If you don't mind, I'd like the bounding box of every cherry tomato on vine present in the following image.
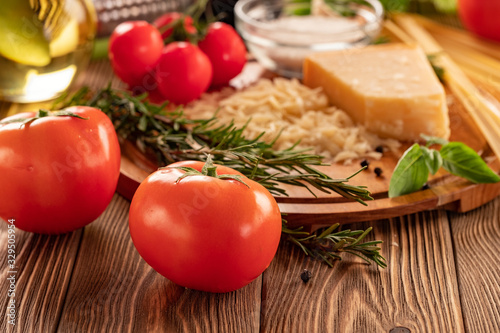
[0,107,121,234]
[128,158,282,293]
[198,22,247,86]
[109,21,164,87]
[458,0,500,42]
[153,12,196,40]
[155,41,212,104]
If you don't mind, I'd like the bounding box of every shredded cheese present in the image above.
[185,78,400,164]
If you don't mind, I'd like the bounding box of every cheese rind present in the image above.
[303,43,450,141]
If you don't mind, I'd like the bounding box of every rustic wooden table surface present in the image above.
[1,54,500,333]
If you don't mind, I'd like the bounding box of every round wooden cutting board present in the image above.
[117,63,500,230]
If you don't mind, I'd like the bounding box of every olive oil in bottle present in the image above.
[0,0,96,103]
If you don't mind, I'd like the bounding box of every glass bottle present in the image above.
[0,0,97,103]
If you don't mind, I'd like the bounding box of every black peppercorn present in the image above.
[374,167,383,177]
[422,183,430,190]
[300,269,312,283]
[375,145,384,154]
[360,159,369,168]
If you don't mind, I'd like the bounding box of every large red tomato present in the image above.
[198,22,247,86]
[109,21,164,87]
[155,42,212,104]
[128,158,282,293]
[0,107,121,234]
[458,0,500,42]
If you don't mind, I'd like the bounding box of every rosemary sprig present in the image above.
[283,222,387,268]
[56,86,372,203]
[55,86,385,267]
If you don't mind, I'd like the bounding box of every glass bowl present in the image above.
[234,0,384,78]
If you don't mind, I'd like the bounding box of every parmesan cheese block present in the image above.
[303,43,450,141]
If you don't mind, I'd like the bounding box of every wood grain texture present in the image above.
[73,59,122,90]
[261,212,464,333]
[0,220,82,332]
[2,22,500,333]
[57,194,261,332]
[449,196,500,333]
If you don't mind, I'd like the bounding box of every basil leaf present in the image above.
[440,142,500,183]
[379,0,411,12]
[422,134,449,147]
[421,146,443,175]
[389,144,430,198]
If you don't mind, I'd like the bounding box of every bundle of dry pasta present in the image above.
[392,14,500,160]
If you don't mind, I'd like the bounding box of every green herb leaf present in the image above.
[138,115,148,132]
[427,54,447,84]
[422,134,449,146]
[379,0,411,12]
[421,146,442,175]
[283,3,311,16]
[389,143,429,197]
[440,142,500,183]
[372,36,391,45]
[432,0,457,13]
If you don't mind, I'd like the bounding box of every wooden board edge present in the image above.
[117,154,500,229]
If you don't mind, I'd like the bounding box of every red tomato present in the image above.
[155,42,212,104]
[458,0,500,42]
[0,107,121,234]
[153,12,196,40]
[109,21,164,87]
[128,159,282,293]
[198,22,247,86]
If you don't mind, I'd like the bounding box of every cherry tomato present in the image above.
[0,107,121,234]
[155,42,212,104]
[198,22,247,86]
[109,21,164,87]
[153,12,196,40]
[458,0,500,42]
[128,159,282,293]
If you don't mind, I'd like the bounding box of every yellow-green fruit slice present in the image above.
[433,0,457,13]
[49,17,78,57]
[0,0,51,67]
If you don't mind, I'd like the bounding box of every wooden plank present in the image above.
[0,220,82,332]
[72,59,123,90]
[0,82,83,333]
[449,196,500,333]
[261,212,464,332]
[57,194,261,332]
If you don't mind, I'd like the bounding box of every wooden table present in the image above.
[1,57,500,333]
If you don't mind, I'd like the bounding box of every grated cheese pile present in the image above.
[185,78,400,163]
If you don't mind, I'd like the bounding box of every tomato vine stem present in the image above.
[0,109,88,126]
[168,154,251,187]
